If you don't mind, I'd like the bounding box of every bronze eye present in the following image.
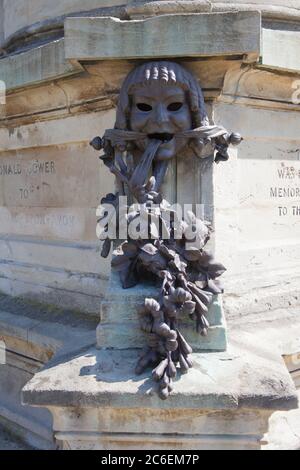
[167,102,183,112]
[137,103,152,112]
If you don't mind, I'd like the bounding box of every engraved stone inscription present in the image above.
[238,158,300,245]
[269,162,300,217]
[0,145,103,240]
[0,157,58,206]
[0,160,56,176]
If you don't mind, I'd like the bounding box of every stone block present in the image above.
[65,12,261,61]
[97,273,227,351]
[262,28,300,72]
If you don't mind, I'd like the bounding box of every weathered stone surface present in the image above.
[65,12,261,61]
[126,0,211,18]
[262,29,300,72]
[222,65,300,108]
[0,150,97,209]
[0,39,82,91]
[126,0,300,26]
[0,1,3,47]
[98,319,227,351]
[0,109,115,150]
[0,65,117,126]
[53,406,271,450]
[0,424,32,450]
[97,276,227,351]
[211,99,300,318]
[264,392,300,450]
[23,334,298,411]
[229,309,300,450]
[0,59,235,126]
[0,294,97,449]
[0,109,114,313]
[219,66,300,321]
[211,0,300,19]
[2,0,128,41]
[264,350,300,450]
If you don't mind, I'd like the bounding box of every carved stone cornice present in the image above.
[2,1,300,56]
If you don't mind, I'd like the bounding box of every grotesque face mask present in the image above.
[129,81,193,161]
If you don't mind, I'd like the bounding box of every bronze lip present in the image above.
[148,133,174,142]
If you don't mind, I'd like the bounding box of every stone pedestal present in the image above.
[22,331,298,450]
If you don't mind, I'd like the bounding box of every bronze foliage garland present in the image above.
[91,124,241,399]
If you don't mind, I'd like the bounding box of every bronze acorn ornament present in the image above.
[90,136,103,151]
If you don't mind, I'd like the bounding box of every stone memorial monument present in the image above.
[0,0,299,450]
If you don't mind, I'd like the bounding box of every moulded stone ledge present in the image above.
[22,342,298,411]
[0,39,83,92]
[2,1,300,56]
[51,405,274,450]
[2,14,300,95]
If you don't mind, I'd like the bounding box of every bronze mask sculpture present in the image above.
[91,61,242,399]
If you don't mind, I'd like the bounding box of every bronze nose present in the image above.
[154,103,169,125]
